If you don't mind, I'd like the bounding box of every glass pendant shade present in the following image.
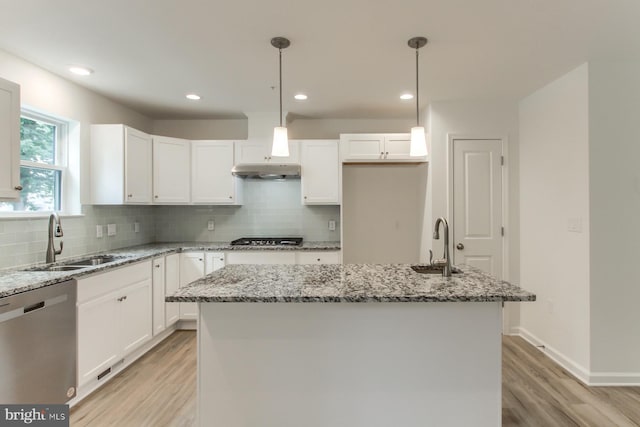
[272,126,289,157]
[410,126,427,157]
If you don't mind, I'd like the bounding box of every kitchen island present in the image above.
[167,264,535,427]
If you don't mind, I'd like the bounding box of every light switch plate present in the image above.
[96,225,103,238]
[328,220,336,231]
[208,220,215,231]
[107,224,116,236]
[134,222,140,233]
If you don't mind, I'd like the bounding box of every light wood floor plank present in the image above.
[71,332,640,427]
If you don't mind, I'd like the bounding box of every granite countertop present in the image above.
[166,264,536,303]
[0,241,341,298]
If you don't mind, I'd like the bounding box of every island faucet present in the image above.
[46,212,63,263]
[432,217,452,277]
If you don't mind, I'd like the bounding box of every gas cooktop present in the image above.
[230,237,303,246]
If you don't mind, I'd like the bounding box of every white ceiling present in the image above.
[0,0,638,119]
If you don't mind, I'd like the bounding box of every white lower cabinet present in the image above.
[226,251,296,265]
[152,256,166,336]
[77,261,152,387]
[179,252,205,320]
[164,253,180,327]
[296,251,342,264]
[206,252,226,274]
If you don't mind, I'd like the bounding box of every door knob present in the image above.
[456,243,464,250]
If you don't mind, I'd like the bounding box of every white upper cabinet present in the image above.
[191,140,242,205]
[91,124,153,204]
[235,139,299,164]
[300,140,340,205]
[153,136,190,204]
[0,78,20,200]
[340,133,427,162]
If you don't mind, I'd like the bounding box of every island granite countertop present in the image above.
[0,241,341,298]
[166,263,535,303]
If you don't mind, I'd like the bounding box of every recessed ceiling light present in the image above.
[186,94,201,100]
[69,66,93,76]
[294,94,308,100]
[400,93,414,100]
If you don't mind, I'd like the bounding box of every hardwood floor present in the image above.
[71,332,640,426]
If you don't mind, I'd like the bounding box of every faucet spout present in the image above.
[46,213,63,263]
[432,217,452,277]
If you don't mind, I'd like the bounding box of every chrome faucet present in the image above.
[432,217,452,277]
[46,212,63,263]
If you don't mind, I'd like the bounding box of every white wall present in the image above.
[518,64,591,376]
[152,119,247,140]
[588,61,640,377]
[428,99,520,326]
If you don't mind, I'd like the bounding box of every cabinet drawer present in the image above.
[296,251,341,264]
[77,261,152,303]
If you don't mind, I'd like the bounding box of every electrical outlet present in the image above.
[207,220,215,231]
[96,225,103,238]
[328,220,336,231]
[134,222,140,233]
[107,224,116,236]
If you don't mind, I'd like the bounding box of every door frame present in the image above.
[446,134,511,331]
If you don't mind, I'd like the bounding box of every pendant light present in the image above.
[408,36,428,157]
[271,37,290,157]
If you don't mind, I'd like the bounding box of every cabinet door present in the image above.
[0,78,20,199]
[119,279,152,355]
[192,141,238,204]
[165,253,180,327]
[77,292,120,387]
[300,140,340,205]
[235,140,300,164]
[340,134,384,161]
[179,252,205,320]
[296,251,342,264]
[152,257,165,336]
[153,136,190,203]
[235,140,269,164]
[124,127,152,203]
[205,252,226,274]
[225,252,296,264]
[384,134,414,160]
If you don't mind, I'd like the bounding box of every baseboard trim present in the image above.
[514,327,590,384]
[515,327,640,386]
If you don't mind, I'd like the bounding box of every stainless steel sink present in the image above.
[66,256,121,266]
[25,255,124,272]
[411,265,461,275]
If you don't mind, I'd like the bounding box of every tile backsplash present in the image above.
[0,205,156,269]
[0,180,340,269]
[155,179,341,242]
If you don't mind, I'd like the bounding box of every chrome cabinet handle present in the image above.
[456,243,464,250]
[155,195,158,198]
[229,196,232,199]
[155,264,160,268]
[127,194,133,198]
[14,185,23,190]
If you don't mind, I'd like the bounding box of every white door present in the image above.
[383,134,412,160]
[300,140,340,204]
[124,127,152,203]
[192,141,236,203]
[119,279,152,355]
[234,140,269,163]
[340,134,385,161]
[165,253,180,327]
[205,252,226,274]
[153,136,190,203]
[152,257,166,336]
[452,139,503,278]
[179,253,205,320]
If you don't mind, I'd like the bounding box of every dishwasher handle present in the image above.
[24,301,45,314]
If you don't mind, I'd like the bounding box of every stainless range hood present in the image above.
[231,163,301,180]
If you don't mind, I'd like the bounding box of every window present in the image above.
[0,110,68,212]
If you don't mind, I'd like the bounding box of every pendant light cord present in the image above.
[279,48,283,127]
[415,48,419,127]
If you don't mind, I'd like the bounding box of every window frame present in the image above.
[0,108,70,214]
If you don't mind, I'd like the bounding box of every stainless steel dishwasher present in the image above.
[0,280,77,404]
